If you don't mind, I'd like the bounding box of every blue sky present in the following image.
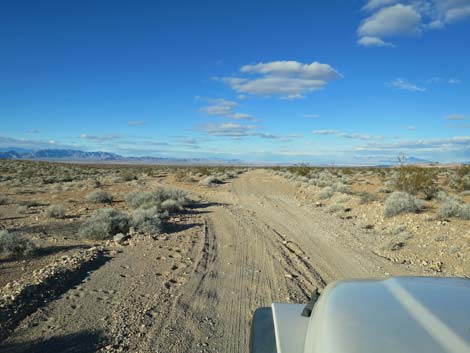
[1,0,469,164]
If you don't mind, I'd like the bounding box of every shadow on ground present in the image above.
[0,330,105,353]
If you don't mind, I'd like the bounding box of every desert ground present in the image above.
[0,161,469,352]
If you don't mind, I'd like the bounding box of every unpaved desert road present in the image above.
[1,170,410,353]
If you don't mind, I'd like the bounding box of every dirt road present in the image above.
[0,170,411,353]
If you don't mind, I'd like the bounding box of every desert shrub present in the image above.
[199,176,223,186]
[384,191,425,217]
[161,199,182,213]
[333,183,352,194]
[437,196,470,220]
[383,232,413,251]
[318,186,334,200]
[286,164,311,177]
[449,165,470,191]
[461,190,470,196]
[125,187,189,211]
[131,207,163,234]
[79,208,130,240]
[85,191,114,204]
[377,187,391,193]
[18,200,42,207]
[337,195,351,203]
[125,191,155,208]
[45,204,66,219]
[0,230,36,257]
[390,166,438,199]
[0,195,9,205]
[357,191,378,204]
[16,206,28,214]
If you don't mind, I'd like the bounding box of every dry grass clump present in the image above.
[437,196,470,220]
[318,186,334,200]
[45,204,66,219]
[0,230,36,258]
[16,206,28,214]
[357,191,378,204]
[79,208,130,240]
[327,203,345,213]
[85,190,114,204]
[384,191,425,217]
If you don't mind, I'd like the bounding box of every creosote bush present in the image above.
[390,166,438,199]
[79,208,130,240]
[384,191,425,217]
[45,204,66,219]
[0,230,36,258]
[85,190,114,204]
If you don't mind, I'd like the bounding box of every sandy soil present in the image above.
[0,170,444,352]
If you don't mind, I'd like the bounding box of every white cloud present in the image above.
[221,60,341,99]
[357,136,470,153]
[302,114,320,118]
[363,0,398,11]
[358,4,422,38]
[357,36,395,47]
[444,114,468,120]
[198,122,300,141]
[407,126,417,130]
[79,134,121,142]
[386,78,426,92]
[358,1,470,47]
[313,129,383,140]
[199,98,258,121]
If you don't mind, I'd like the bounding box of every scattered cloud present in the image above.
[26,129,39,133]
[407,126,417,131]
[426,77,462,84]
[128,121,146,126]
[199,98,258,121]
[444,114,469,120]
[79,134,121,142]
[357,36,395,47]
[220,60,341,99]
[357,136,470,153]
[198,122,301,142]
[386,78,426,92]
[358,1,470,47]
[302,114,320,119]
[313,129,383,140]
[358,4,422,43]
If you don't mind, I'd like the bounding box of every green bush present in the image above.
[85,191,114,204]
[318,186,334,200]
[131,207,163,234]
[79,208,130,240]
[45,204,66,219]
[438,196,470,220]
[390,166,438,199]
[0,230,36,258]
[449,165,470,191]
[384,191,425,217]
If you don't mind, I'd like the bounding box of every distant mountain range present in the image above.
[0,148,242,165]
